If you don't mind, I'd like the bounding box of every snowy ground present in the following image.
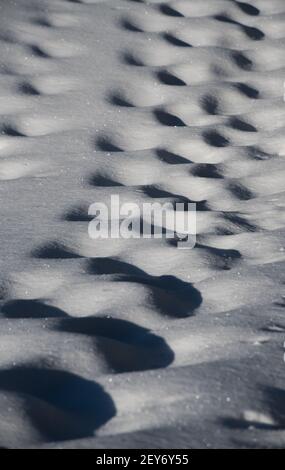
[0,0,284,449]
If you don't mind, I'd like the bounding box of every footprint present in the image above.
[234,83,260,99]
[162,33,191,48]
[63,204,92,222]
[0,367,116,441]
[231,51,253,71]
[191,164,223,179]
[156,148,190,165]
[154,109,186,127]
[229,117,257,133]
[32,242,80,260]
[159,4,184,17]
[18,82,41,96]
[96,136,123,153]
[87,257,203,318]
[203,130,230,148]
[228,182,255,201]
[1,300,68,319]
[236,1,260,16]
[56,317,175,373]
[201,95,220,115]
[157,70,186,86]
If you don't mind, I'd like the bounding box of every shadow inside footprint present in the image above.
[89,174,123,187]
[0,367,116,441]
[29,45,50,59]
[0,124,25,138]
[236,1,260,16]
[203,130,230,147]
[157,70,186,86]
[88,258,203,318]
[214,14,264,40]
[163,33,191,48]
[234,83,259,99]
[154,109,186,127]
[122,51,144,67]
[143,185,208,211]
[32,242,80,259]
[243,26,264,40]
[63,204,92,222]
[224,213,257,232]
[156,149,190,165]
[56,317,175,373]
[95,137,123,153]
[229,117,257,132]
[1,300,68,319]
[191,164,223,179]
[18,82,40,96]
[107,92,133,108]
[228,182,254,201]
[201,95,220,115]
[159,4,184,17]
[231,51,253,70]
[120,19,143,33]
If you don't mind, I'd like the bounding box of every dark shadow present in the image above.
[56,317,175,373]
[30,45,50,59]
[154,109,186,127]
[224,213,257,232]
[201,95,219,115]
[157,70,186,86]
[32,242,80,259]
[156,148,190,165]
[159,4,184,17]
[234,82,259,99]
[236,1,260,16]
[243,25,264,40]
[107,92,133,108]
[231,51,253,70]
[228,182,254,201]
[191,164,223,179]
[229,117,257,132]
[18,82,40,96]
[63,205,92,222]
[1,300,68,319]
[203,130,230,147]
[163,33,191,48]
[143,185,208,211]
[214,14,264,40]
[89,174,123,187]
[120,19,143,33]
[122,51,144,67]
[95,137,123,153]
[0,125,25,138]
[0,367,116,441]
[87,258,203,318]
[214,14,236,25]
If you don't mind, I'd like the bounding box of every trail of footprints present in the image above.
[0,0,285,446]
[0,5,82,180]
